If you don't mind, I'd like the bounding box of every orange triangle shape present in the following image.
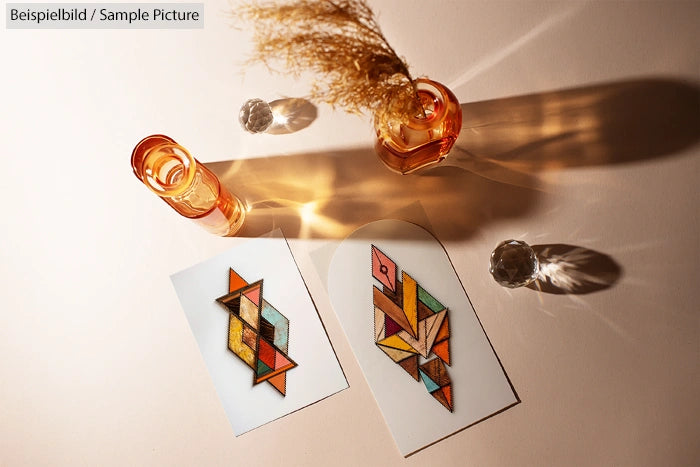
[425,310,446,355]
[267,372,287,395]
[435,313,450,342]
[229,269,248,292]
[430,386,452,412]
[443,384,453,410]
[432,339,451,366]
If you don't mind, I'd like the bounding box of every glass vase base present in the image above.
[193,194,247,237]
[373,78,462,175]
[375,137,457,174]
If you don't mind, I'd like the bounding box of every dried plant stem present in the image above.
[237,0,422,126]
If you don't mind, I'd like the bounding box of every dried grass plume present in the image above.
[236,0,422,127]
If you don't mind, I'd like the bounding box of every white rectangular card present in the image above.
[171,234,348,435]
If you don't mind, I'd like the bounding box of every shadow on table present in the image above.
[209,77,699,240]
[444,77,700,188]
[528,244,622,294]
[209,146,537,240]
[266,98,317,135]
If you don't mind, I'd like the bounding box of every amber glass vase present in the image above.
[131,134,246,236]
[374,79,462,174]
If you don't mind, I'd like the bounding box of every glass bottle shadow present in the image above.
[265,98,318,134]
[209,145,539,240]
[527,244,622,295]
[443,77,700,185]
[210,77,697,240]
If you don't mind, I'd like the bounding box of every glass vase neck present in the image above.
[131,135,197,197]
[374,78,462,174]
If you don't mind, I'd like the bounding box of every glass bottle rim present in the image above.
[141,141,197,197]
[404,78,450,130]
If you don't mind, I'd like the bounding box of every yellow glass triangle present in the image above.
[377,334,418,353]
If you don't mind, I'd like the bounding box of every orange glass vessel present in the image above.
[374,78,462,174]
[131,134,246,236]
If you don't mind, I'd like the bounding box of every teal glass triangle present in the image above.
[418,286,444,313]
[257,359,272,376]
[419,369,440,393]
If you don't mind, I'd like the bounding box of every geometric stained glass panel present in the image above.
[216,269,297,396]
[371,246,454,412]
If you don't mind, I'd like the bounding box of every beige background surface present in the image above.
[1,1,698,465]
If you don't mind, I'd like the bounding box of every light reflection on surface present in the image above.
[529,244,622,295]
[448,3,585,92]
[210,145,540,240]
[209,79,698,240]
[266,98,318,135]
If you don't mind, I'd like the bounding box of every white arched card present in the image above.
[328,220,518,456]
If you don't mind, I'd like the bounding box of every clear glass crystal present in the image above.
[239,98,274,133]
[489,240,539,288]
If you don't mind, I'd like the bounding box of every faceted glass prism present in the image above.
[489,240,540,288]
[239,98,274,134]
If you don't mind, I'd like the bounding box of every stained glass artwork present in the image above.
[328,220,518,455]
[172,234,349,436]
[371,245,453,412]
[216,268,297,396]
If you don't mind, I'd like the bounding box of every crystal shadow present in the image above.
[528,244,622,295]
[266,98,317,134]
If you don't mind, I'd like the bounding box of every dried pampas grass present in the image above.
[236,0,422,127]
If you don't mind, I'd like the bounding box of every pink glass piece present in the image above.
[372,245,396,292]
[243,284,261,307]
[274,350,293,370]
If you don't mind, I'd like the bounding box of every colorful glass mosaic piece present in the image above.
[431,339,451,366]
[401,272,419,338]
[398,355,420,381]
[216,268,297,396]
[420,359,453,411]
[372,245,397,292]
[371,246,454,412]
[373,286,417,338]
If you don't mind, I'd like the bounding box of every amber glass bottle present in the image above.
[374,79,462,174]
[131,135,246,236]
